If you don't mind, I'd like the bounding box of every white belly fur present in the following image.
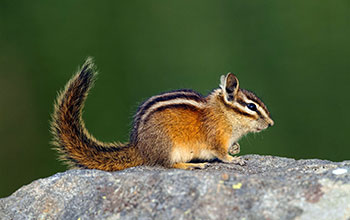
[171,146,215,163]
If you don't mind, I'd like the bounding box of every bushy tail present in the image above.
[50,58,143,171]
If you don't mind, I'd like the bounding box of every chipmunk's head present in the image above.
[219,73,274,133]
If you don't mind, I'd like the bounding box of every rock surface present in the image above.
[1,155,350,220]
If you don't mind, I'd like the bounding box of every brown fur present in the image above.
[51,58,273,171]
[51,58,143,170]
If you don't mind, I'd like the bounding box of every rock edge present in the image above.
[1,155,350,220]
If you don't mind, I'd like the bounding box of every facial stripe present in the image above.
[233,97,260,117]
[241,89,270,115]
[256,105,270,120]
[236,98,247,107]
[237,92,272,120]
[218,95,256,119]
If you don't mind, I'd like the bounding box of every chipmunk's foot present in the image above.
[228,142,240,155]
[172,162,209,170]
[221,155,246,166]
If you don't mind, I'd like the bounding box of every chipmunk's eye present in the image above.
[247,103,257,111]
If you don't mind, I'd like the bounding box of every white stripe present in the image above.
[258,105,270,119]
[241,94,270,118]
[140,98,205,123]
[233,102,252,114]
[137,91,199,116]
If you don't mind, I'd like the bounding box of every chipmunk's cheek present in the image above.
[255,120,269,132]
[252,122,262,132]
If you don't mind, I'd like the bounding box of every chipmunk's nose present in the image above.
[268,119,274,127]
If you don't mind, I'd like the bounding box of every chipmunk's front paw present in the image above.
[228,142,240,155]
[222,155,246,166]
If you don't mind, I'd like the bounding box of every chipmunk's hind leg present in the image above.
[172,162,209,170]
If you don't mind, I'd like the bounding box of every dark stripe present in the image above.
[255,109,263,118]
[66,156,88,169]
[131,90,204,142]
[139,92,204,118]
[218,96,256,119]
[237,97,264,118]
[143,103,201,124]
[236,98,246,107]
[241,89,270,115]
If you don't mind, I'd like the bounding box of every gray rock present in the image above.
[1,155,350,220]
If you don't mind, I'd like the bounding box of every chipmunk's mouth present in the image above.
[256,123,271,132]
[255,128,263,132]
[256,126,268,132]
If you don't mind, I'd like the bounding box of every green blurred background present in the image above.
[1,0,349,197]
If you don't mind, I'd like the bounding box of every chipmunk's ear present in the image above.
[220,73,239,102]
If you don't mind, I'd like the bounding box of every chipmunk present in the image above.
[51,58,274,171]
